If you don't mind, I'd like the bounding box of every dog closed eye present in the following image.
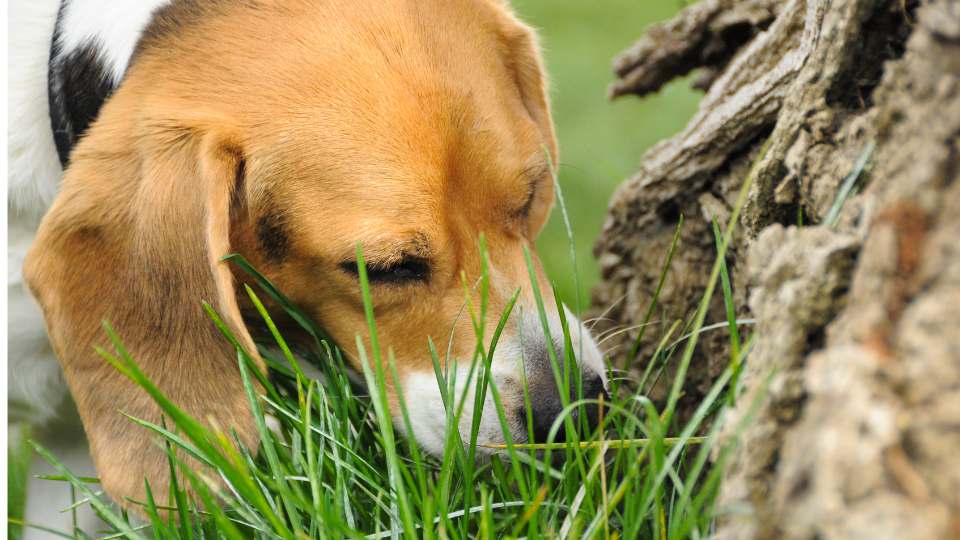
[339,256,431,285]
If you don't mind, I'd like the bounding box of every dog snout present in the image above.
[524,372,609,444]
[510,307,609,444]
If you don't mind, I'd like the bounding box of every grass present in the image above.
[7,426,32,540]
[825,141,875,228]
[15,152,763,538]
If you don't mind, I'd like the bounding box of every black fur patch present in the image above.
[256,205,290,263]
[48,4,117,167]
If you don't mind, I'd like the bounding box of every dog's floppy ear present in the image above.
[24,107,262,510]
[496,11,558,165]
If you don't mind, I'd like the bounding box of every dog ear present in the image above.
[24,111,262,510]
[496,11,559,166]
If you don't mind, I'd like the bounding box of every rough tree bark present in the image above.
[593,0,959,538]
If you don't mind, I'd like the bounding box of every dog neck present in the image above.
[48,0,172,166]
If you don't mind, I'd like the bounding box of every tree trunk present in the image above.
[593,0,960,538]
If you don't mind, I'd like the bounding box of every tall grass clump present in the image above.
[18,167,764,539]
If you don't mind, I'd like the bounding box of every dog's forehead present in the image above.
[252,84,543,199]
[251,124,544,264]
[254,129,542,219]
[217,0,549,239]
[131,0,546,194]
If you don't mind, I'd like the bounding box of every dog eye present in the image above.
[340,257,430,285]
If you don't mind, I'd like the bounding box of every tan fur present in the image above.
[25,0,563,511]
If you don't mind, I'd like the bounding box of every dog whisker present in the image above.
[586,293,628,331]
[594,323,628,341]
[597,322,660,346]
[583,316,616,328]
[601,343,628,357]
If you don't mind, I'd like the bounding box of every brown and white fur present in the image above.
[9,0,608,524]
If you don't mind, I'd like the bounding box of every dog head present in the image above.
[25,0,607,509]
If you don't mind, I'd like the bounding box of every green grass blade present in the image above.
[353,244,417,540]
[825,142,875,228]
[7,427,32,540]
[31,442,146,539]
[627,214,685,366]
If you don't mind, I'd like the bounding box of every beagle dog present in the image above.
[10,0,608,515]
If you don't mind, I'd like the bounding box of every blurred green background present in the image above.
[512,0,701,311]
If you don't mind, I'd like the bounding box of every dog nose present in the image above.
[580,373,609,430]
[581,373,608,401]
[527,373,609,444]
